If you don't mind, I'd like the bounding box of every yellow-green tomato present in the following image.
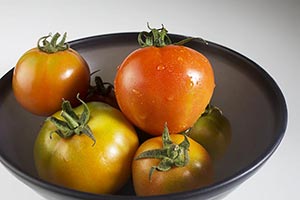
[186,105,231,160]
[34,101,139,194]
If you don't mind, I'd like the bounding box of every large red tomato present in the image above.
[12,32,90,116]
[115,27,215,135]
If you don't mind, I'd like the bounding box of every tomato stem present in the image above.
[135,123,190,181]
[201,104,223,117]
[37,32,69,53]
[138,23,172,47]
[138,23,208,47]
[91,76,114,96]
[48,94,96,146]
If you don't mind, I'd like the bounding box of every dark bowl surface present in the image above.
[0,33,287,200]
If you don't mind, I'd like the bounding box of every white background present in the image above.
[0,0,299,199]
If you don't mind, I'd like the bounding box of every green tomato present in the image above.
[186,105,231,160]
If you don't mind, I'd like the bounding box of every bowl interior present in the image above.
[0,33,287,198]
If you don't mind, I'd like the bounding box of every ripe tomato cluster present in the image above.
[12,25,231,196]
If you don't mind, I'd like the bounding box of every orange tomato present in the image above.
[12,33,90,116]
[132,127,213,196]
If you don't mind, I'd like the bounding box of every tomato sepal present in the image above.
[48,94,96,145]
[135,123,190,180]
[86,75,119,109]
[138,23,207,47]
[37,32,69,53]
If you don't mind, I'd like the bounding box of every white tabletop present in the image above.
[0,0,299,199]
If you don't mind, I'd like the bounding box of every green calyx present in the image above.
[138,23,207,48]
[138,23,172,47]
[48,94,96,146]
[37,32,69,53]
[88,75,114,97]
[135,123,190,181]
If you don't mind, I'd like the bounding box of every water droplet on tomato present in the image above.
[177,56,183,62]
[167,96,174,101]
[131,89,143,97]
[156,64,166,71]
[189,81,194,88]
[187,69,203,88]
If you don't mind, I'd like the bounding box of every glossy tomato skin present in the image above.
[34,102,139,194]
[186,106,232,160]
[115,45,215,135]
[132,134,213,196]
[13,47,90,116]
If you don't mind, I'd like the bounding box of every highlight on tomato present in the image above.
[114,24,215,136]
[34,95,139,194]
[186,105,232,160]
[132,123,213,196]
[12,32,90,116]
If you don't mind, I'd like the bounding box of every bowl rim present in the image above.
[0,32,288,199]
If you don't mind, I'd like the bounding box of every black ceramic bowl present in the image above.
[0,33,287,200]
